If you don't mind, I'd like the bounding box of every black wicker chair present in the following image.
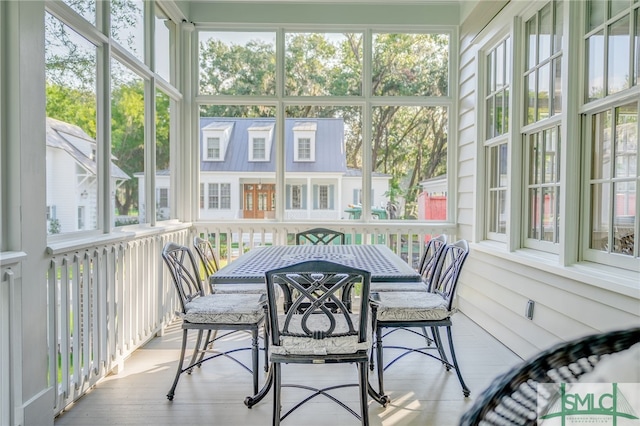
[459,327,640,426]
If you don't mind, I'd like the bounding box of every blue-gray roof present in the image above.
[199,117,347,173]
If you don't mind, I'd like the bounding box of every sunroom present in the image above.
[1,0,638,425]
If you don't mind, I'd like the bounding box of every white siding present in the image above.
[456,1,640,359]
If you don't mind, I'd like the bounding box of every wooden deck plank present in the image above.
[54,314,522,426]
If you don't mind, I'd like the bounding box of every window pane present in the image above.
[553,0,563,53]
[529,188,540,239]
[526,71,536,124]
[487,143,508,235]
[112,59,144,226]
[199,32,276,96]
[538,63,550,120]
[610,0,630,18]
[539,3,552,61]
[486,97,495,139]
[111,0,144,62]
[587,0,606,32]
[591,110,612,180]
[608,16,630,94]
[45,14,98,234]
[590,182,610,250]
[553,57,563,115]
[62,0,95,25]
[526,126,561,245]
[154,6,171,82]
[198,105,276,220]
[373,33,449,96]
[613,181,635,255]
[615,103,638,178]
[156,89,171,221]
[587,31,605,101]
[285,33,362,96]
[526,16,537,69]
[372,106,447,220]
[542,187,558,242]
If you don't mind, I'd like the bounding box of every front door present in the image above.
[243,184,275,219]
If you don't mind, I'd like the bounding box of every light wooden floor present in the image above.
[54,314,522,426]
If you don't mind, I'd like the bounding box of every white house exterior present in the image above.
[138,117,391,221]
[45,117,129,234]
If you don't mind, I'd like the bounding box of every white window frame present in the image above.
[196,26,458,223]
[293,123,316,162]
[248,124,273,162]
[579,0,640,270]
[206,137,221,160]
[483,35,512,243]
[520,0,564,253]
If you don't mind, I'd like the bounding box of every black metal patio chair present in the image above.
[193,235,265,294]
[370,239,471,397]
[295,227,346,245]
[263,260,388,425]
[161,242,266,401]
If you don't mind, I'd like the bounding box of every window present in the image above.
[285,184,307,210]
[525,126,561,246]
[207,137,221,159]
[46,1,177,231]
[252,137,266,160]
[313,184,333,210]
[582,0,639,268]
[484,37,511,240]
[297,138,311,160]
[220,183,231,209]
[198,29,452,222]
[208,183,219,209]
[207,183,231,210]
[293,122,317,161]
[522,1,563,251]
[157,188,169,209]
[200,183,205,208]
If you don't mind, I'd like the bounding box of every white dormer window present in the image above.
[248,122,274,162]
[293,122,316,162]
[202,121,234,161]
[207,137,221,159]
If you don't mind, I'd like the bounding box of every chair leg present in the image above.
[446,326,470,397]
[375,325,385,396]
[167,328,189,401]
[273,363,282,426]
[431,326,450,368]
[251,329,259,395]
[358,360,370,426]
[187,330,205,374]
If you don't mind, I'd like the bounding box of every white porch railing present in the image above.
[43,220,454,417]
[0,252,26,426]
[46,226,190,416]
[192,221,456,270]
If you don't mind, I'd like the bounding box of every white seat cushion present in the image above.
[371,281,428,292]
[182,293,265,324]
[375,291,451,321]
[270,313,370,356]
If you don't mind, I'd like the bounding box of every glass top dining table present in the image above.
[210,244,422,284]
